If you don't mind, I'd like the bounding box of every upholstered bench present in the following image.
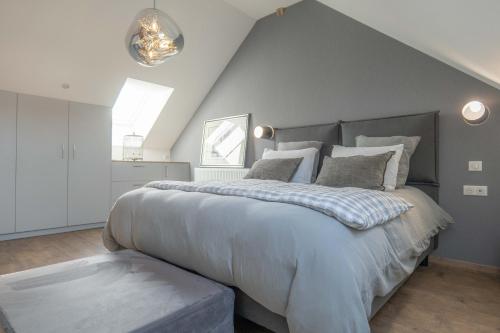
[0,250,234,333]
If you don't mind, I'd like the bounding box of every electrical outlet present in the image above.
[475,186,488,196]
[468,161,483,171]
[463,185,488,196]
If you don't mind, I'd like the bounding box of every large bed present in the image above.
[103,112,453,333]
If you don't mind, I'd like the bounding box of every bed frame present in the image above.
[236,111,440,332]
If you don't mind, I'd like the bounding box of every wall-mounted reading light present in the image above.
[254,125,275,139]
[462,101,489,125]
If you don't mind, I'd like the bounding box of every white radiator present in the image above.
[194,168,249,181]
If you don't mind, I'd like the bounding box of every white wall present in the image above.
[0,0,255,156]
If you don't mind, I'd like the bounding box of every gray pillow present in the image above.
[315,152,394,190]
[245,158,303,182]
[277,141,323,181]
[277,141,323,151]
[355,135,421,187]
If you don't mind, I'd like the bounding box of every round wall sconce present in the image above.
[462,101,489,125]
[254,125,275,139]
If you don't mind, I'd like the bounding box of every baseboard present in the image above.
[430,255,500,275]
[0,223,105,241]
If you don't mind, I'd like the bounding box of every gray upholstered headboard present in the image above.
[274,123,340,170]
[273,111,439,202]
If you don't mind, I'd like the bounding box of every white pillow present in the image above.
[262,147,319,183]
[331,144,404,191]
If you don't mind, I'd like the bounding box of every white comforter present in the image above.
[103,184,452,332]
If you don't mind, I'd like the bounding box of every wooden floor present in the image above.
[0,228,499,332]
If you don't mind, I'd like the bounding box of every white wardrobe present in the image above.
[67,102,111,226]
[1,91,111,235]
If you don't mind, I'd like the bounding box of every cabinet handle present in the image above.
[61,144,65,159]
[73,144,76,160]
[132,184,143,187]
[132,165,145,168]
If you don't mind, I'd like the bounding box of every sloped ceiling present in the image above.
[316,0,500,90]
[1,0,499,156]
[0,0,254,154]
[226,0,500,90]
[223,0,302,19]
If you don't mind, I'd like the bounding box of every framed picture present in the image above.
[200,114,249,167]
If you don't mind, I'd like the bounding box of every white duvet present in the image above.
[103,184,452,332]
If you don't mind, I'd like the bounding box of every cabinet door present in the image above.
[0,91,17,234]
[111,162,165,181]
[16,94,69,232]
[68,102,111,226]
[165,163,190,181]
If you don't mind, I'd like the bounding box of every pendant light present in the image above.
[126,0,184,67]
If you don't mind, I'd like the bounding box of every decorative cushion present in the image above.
[277,140,323,151]
[274,123,339,172]
[262,147,319,183]
[355,135,421,187]
[277,141,323,181]
[340,112,438,184]
[245,158,303,182]
[316,153,395,190]
[331,144,404,191]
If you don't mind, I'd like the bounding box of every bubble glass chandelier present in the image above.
[126,0,184,67]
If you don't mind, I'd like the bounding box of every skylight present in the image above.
[112,78,174,146]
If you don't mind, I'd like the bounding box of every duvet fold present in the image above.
[145,179,413,230]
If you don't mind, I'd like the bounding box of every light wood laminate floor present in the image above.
[0,228,499,332]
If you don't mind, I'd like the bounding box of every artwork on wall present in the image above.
[200,114,249,167]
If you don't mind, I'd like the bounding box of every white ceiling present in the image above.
[226,0,500,90]
[1,0,499,156]
[223,0,301,19]
[0,0,254,153]
[227,0,500,90]
[316,0,500,90]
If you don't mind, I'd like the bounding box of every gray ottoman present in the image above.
[0,250,234,333]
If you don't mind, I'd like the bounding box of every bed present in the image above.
[103,111,452,333]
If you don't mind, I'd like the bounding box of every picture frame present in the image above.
[200,114,249,168]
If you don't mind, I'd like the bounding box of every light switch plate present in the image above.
[468,161,483,171]
[463,185,488,196]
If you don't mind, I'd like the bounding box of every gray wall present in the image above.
[172,0,500,267]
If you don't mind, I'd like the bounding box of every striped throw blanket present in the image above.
[146,179,413,230]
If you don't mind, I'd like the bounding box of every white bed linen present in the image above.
[104,185,452,333]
